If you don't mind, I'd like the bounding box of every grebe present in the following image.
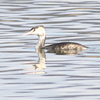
[23,25,88,50]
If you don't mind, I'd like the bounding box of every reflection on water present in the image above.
[33,49,46,70]
[25,48,46,74]
[24,47,86,74]
[0,0,100,100]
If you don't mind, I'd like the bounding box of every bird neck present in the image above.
[36,35,46,49]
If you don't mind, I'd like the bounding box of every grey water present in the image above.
[0,0,100,100]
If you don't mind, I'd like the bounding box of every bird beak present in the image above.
[23,30,34,36]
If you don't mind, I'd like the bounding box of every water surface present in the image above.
[0,0,100,100]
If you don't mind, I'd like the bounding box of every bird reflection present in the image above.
[25,48,85,74]
[33,48,46,70]
[25,48,46,75]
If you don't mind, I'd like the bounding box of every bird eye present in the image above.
[30,27,35,31]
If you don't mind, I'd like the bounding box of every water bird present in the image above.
[23,25,88,51]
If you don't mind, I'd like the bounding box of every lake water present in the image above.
[0,0,100,100]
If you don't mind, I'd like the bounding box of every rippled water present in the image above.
[0,0,100,100]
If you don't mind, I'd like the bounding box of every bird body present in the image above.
[43,42,88,50]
